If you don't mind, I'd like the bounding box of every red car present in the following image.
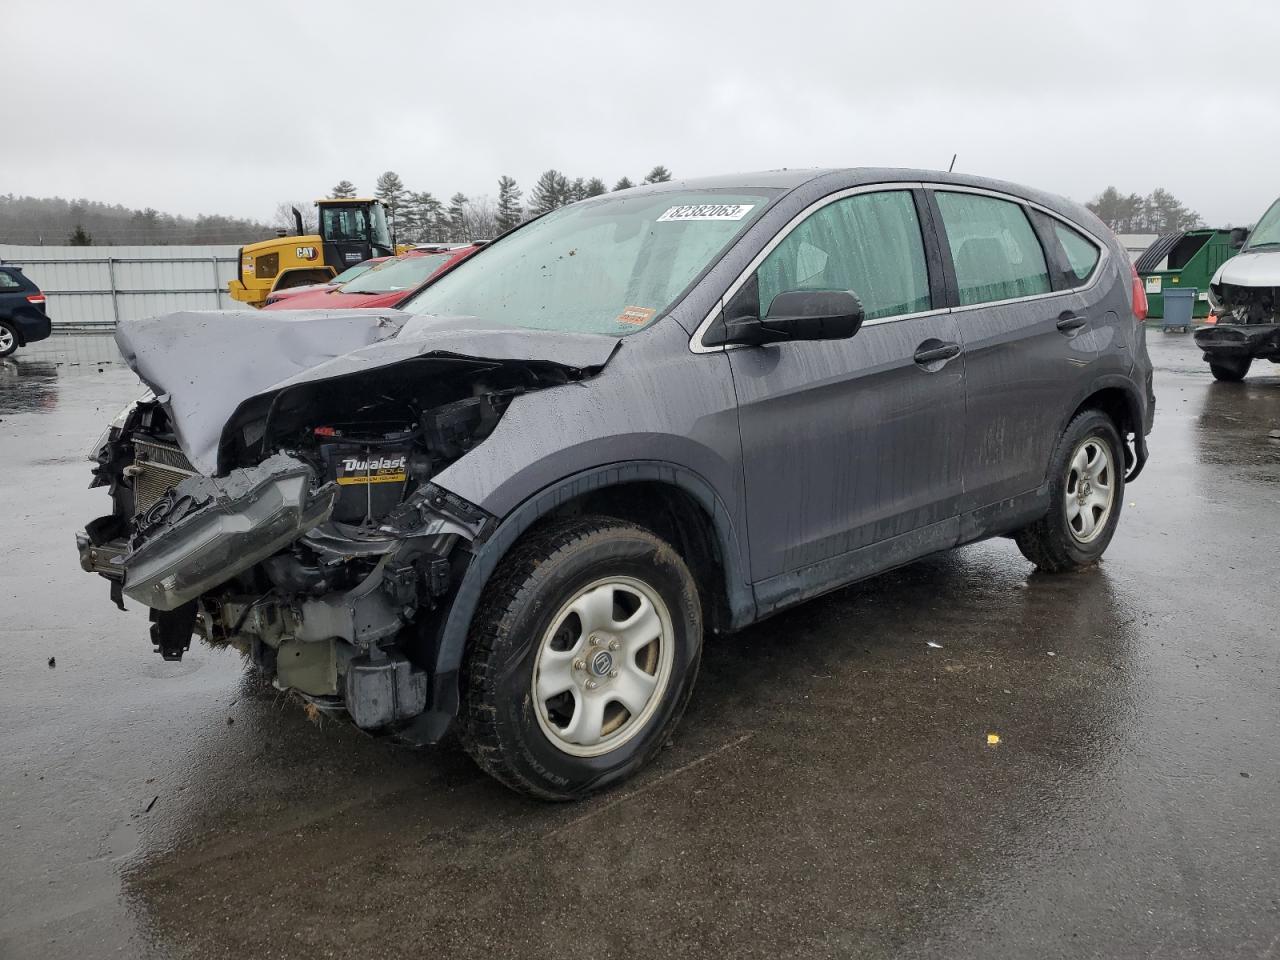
[261,245,480,310]
[261,257,389,306]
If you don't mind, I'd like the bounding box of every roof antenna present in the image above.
[948,153,957,173]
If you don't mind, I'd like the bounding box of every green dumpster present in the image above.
[1136,229,1237,320]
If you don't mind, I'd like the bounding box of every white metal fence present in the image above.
[0,244,241,328]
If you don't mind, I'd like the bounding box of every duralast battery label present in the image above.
[336,454,408,485]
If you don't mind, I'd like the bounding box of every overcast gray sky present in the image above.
[6,0,1278,227]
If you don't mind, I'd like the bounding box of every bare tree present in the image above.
[462,195,498,241]
[272,202,317,235]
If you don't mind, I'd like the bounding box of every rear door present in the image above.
[927,189,1101,513]
[723,187,967,604]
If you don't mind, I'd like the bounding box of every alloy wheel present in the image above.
[1064,437,1114,543]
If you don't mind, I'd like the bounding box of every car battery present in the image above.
[321,442,412,524]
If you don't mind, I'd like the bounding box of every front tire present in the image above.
[1015,410,1125,573]
[1209,357,1251,381]
[0,321,19,358]
[460,517,702,800]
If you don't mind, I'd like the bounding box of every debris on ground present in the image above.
[926,641,943,649]
[1268,430,1280,440]
[987,733,1001,746]
[46,656,55,668]
[303,701,322,725]
[144,796,158,813]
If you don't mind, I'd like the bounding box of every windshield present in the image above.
[331,260,380,284]
[340,253,450,294]
[399,191,772,335]
[1245,198,1280,250]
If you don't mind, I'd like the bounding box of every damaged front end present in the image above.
[78,313,615,737]
[1202,263,1280,364]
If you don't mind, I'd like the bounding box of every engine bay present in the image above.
[78,354,586,734]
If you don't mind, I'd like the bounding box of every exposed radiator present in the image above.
[130,439,197,515]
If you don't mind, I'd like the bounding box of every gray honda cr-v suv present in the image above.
[78,169,1154,798]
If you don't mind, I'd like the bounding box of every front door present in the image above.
[724,189,967,611]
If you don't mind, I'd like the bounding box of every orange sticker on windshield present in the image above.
[616,306,656,327]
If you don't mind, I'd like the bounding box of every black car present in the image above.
[0,265,51,357]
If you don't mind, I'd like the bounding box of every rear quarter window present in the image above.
[0,270,22,290]
[1053,222,1101,284]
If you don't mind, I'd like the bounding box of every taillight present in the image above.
[1129,264,1148,322]
[26,294,46,305]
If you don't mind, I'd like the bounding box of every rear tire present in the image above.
[1015,410,1125,573]
[460,517,702,800]
[1209,357,1251,381]
[0,321,19,358]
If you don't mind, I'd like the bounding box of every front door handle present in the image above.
[1056,314,1088,333]
[913,341,962,366]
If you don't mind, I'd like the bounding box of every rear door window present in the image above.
[1053,222,1101,283]
[756,190,931,321]
[935,192,1051,305]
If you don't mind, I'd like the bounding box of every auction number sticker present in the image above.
[657,204,755,222]
[616,305,656,326]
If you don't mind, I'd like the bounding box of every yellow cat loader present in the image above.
[228,198,396,308]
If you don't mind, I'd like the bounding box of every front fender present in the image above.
[403,460,754,744]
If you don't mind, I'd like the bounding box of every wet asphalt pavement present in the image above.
[1,331,1277,959]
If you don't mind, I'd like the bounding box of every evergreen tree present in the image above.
[329,180,358,199]
[405,191,445,242]
[584,178,608,198]
[448,192,469,241]
[374,171,409,242]
[613,177,635,191]
[68,224,92,246]
[530,169,570,215]
[495,176,523,232]
[568,178,588,203]
[643,165,673,184]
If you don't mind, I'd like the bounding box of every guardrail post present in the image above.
[107,256,120,325]
[212,256,222,308]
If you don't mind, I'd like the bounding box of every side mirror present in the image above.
[1229,227,1250,249]
[718,289,865,347]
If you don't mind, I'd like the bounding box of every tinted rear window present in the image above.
[0,270,23,289]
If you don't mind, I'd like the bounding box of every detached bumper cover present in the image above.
[103,453,336,611]
[1194,323,1280,360]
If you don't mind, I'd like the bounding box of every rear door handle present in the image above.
[1056,314,1088,332]
[913,341,962,366]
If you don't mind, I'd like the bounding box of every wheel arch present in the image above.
[1061,378,1148,482]
[412,461,754,741]
[270,267,334,292]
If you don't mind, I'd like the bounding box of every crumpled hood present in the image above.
[115,309,621,474]
[1212,250,1280,288]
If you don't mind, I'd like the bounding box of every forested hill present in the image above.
[0,195,273,246]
